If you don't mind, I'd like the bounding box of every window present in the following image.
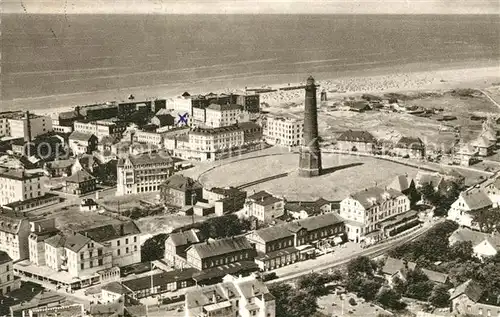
[98,259,103,266]
[6,275,10,281]
[80,253,84,260]
[80,263,84,270]
[126,247,129,253]
[98,249,102,256]
[134,236,137,243]
[6,265,9,271]
[117,240,120,246]
[117,249,121,256]
[125,238,129,244]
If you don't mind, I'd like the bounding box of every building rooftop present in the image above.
[101,282,133,295]
[45,232,92,253]
[168,229,203,247]
[396,136,425,150]
[117,151,173,167]
[382,257,417,275]
[285,212,344,232]
[470,135,495,148]
[252,226,294,242]
[64,169,95,184]
[69,131,96,142]
[206,104,242,112]
[161,174,202,192]
[421,268,449,284]
[0,169,42,181]
[190,125,242,136]
[450,228,491,246]
[78,221,140,243]
[0,211,26,234]
[460,188,492,211]
[349,187,405,209]
[0,250,12,265]
[188,236,253,259]
[449,279,484,302]
[337,130,377,143]
[388,174,414,193]
[122,268,197,291]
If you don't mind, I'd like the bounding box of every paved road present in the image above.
[267,221,436,285]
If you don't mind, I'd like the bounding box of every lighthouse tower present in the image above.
[299,76,322,177]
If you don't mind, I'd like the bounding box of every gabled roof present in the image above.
[46,159,75,169]
[64,169,95,184]
[69,131,95,142]
[415,171,443,188]
[0,211,26,234]
[460,188,492,211]
[396,136,425,150]
[388,174,414,193]
[338,130,377,143]
[122,268,197,291]
[349,187,405,209]
[449,228,490,246]
[470,135,495,148]
[168,229,202,247]
[421,268,449,284]
[45,233,92,253]
[101,282,133,295]
[252,226,294,242]
[285,213,344,232]
[247,190,273,201]
[382,257,417,275]
[450,279,484,302]
[153,113,175,126]
[79,221,140,242]
[188,236,253,259]
[161,174,202,192]
[59,110,80,120]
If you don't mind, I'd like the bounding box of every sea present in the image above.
[1,14,499,104]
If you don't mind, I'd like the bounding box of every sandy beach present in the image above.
[2,59,499,119]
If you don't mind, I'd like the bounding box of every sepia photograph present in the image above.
[0,0,499,316]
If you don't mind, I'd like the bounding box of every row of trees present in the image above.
[269,272,342,317]
[389,219,500,305]
[198,214,252,239]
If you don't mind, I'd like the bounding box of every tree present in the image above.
[472,207,500,233]
[297,272,331,296]
[199,214,250,239]
[347,256,376,277]
[376,288,406,310]
[420,182,437,205]
[141,233,168,262]
[269,283,318,317]
[357,279,383,301]
[449,241,474,261]
[428,284,450,307]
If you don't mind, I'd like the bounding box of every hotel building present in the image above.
[73,120,127,140]
[116,151,175,196]
[339,187,411,244]
[0,170,46,206]
[263,115,303,146]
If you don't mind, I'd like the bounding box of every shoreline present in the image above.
[2,58,499,118]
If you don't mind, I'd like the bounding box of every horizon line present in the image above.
[2,12,500,15]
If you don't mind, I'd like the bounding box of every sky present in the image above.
[3,0,499,14]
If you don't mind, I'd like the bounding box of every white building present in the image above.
[204,104,244,128]
[339,187,410,243]
[186,126,245,161]
[166,95,192,118]
[0,170,46,206]
[243,190,285,222]
[134,130,163,147]
[449,228,500,261]
[447,188,492,229]
[79,221,141,267]
[184,273,276,317]
[7,113,53,140]
[264,115,303,146]
[74,120,126,140]
[116,152,174,196]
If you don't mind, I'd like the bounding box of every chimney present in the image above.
[24,111,32,143]
[212,292,217,303]
[120,224,125,236]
